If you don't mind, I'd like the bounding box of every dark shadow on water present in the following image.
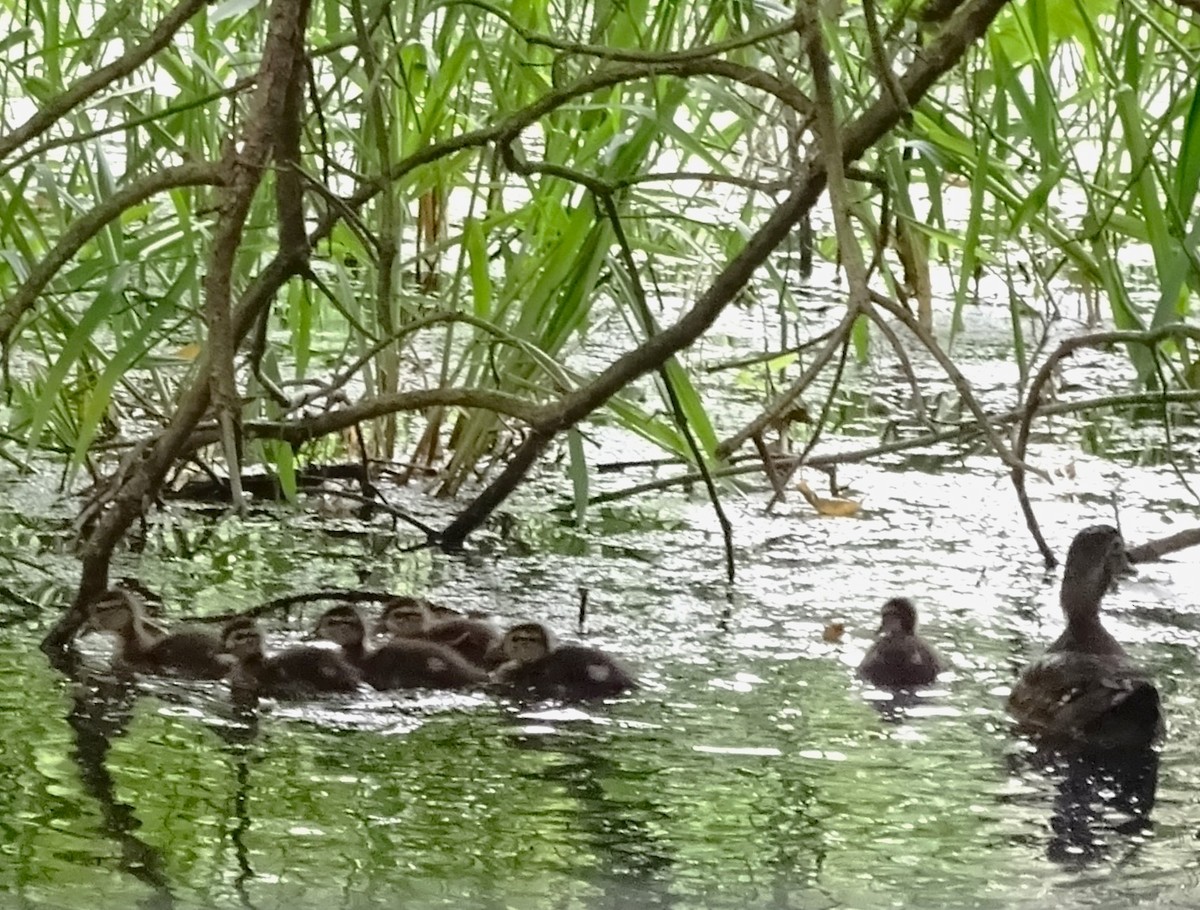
[862,686,938,723]
[54,648,177,910]
[205,703,263,910]
[1014,744,1159,869]
[503,713,678,909]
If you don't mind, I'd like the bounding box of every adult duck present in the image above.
[1008,524,1163,751]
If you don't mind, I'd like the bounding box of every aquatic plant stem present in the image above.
[718,310,858,459]
[437,0,1017,549]
[596,190,737,582]
[869,290,1049,482]
[758,8,870,511]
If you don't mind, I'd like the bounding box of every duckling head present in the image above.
[377,596,431,638]
[878,597,919,636]
[314,605,367,648]
[501,622,556,664]
[222,617,265,660]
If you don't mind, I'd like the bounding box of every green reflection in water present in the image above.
[2,442,1200,909]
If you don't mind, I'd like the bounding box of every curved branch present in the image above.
[184,387,547,449]
[438,0,807,63]
[439,0,1017,547]
[0,0,210,163]
[1128,528,1200,563]
[331,55,824,222]
[0,163,224,347]
[717,308,858,459]
[592,390,1200,508]
[1013,323,1200,567]
[1,75,256,179]
[870,290,1047,480]
[43,0,315,653]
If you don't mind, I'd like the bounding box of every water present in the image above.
[2,313,1200,909]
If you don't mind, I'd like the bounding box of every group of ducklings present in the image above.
[859,524,1163,751]
[79,522,1161,751]
[79,592,637,702]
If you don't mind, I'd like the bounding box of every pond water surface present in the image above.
[2,306,1200,910]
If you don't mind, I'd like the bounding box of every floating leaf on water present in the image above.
[797,481,862,517]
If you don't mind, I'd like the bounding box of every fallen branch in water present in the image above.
[1127,528,1200,564]
[183,588,395,623]
[583,389,1200,508]
[1013,324,1200,568]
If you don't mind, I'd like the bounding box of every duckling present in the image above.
[82,589,232,679]
[377,596,504,669]
[1008,525,1164,751]
[316,605,489,690]
[221,617,363,700]
[492,622,636,700]
[858,597,943,688]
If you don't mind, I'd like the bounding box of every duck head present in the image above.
[1061,525,1129,620]
[83,589,141,635]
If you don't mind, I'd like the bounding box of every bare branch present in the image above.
[0,0,210,162]
[0,163,224,348]
[1014,323,1200,567]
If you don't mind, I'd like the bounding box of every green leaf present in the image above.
[566,427,588,528]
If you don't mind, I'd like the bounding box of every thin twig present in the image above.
[1013,323,1200,566]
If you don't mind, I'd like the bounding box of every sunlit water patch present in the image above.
[2,309,1200,908]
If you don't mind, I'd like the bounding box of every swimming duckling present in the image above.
[858,597,943,688]
[1008,524,1163,751]
[82,589,232,679]
[492,622,636,700]
[377,596,504,669]
[222,616,362,700]
[316,605,489,690]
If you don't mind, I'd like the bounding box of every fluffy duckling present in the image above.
[82,589,232,679]
[377,596,504,669]
[1009,525,1163,751]
[222,617,362,700]
[492,622,636,700]
[858,597,943,688]
[316,605,489,690]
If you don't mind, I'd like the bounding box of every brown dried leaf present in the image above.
[822,622,846,643]
[797,480,862,517]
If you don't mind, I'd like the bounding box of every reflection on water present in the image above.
[2,316,1200,908]
[1043,748,1158,868]
[3,477,1199,910]
[59,653,176,910]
